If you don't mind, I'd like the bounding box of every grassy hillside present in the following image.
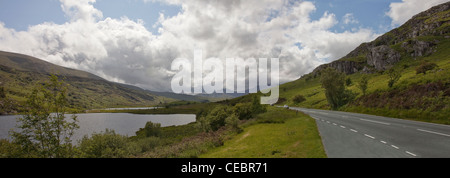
[276,3,450,124]
[0,51,174,113]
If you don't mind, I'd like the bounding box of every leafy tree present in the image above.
[10,75,78,158]
[250,95,266,115]
[233,103,253,120]
[387,68,401,88]
[358,75,369,96]
[320,68,355,110]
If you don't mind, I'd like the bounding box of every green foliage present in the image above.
[358,75,369,96]
[233,103,253,120]
[292,95,306,104]
[77,129,129,158]
[346,78,353,86]
[416,61,438,75]
[136,121,162,138]
[225,114,243,133]
[387,68,402,88]
[320,68,355,110]
[0,87,5,99]
[10,74,79,158]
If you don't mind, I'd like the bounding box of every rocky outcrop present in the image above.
[366,45,401,71]
[401,40,436,57]
[304,2,450,77]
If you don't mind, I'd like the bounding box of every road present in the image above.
[290,107,450,158]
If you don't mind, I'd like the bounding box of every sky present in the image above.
[0,0,448,92]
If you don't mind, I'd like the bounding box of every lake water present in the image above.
[0,113,196,143]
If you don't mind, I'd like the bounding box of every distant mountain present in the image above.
[0,51,174,113]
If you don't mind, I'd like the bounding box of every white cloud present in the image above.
[342,13,359,25]
[0,0,379,91]
[387,0,449,26]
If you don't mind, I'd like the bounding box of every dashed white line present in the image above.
[380,141,387,144]
[332,123,337,126]
[364,134,375,139]
[359,118,391,125]
[391,145,399,149]
[406,151,417,157]
[417,129,450,138]
[340,126,346,129]
[350,129,358,133]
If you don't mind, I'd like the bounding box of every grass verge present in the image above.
[200,107,327,158]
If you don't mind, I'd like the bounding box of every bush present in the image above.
[77,129,130,158]
[416,62,438,75]
[233,103,253,120]
[292,95,306,104]
[225,114,243,133]
[136,121,161,138]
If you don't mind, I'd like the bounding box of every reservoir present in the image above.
[0,113,196,142]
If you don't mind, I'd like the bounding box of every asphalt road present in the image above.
[290,107,450,158]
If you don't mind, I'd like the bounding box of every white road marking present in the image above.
[333,123,337,126]
[326,121,330,124]
[364,134,375,139]
[359,118,391,125]
[417,129,450,138]
[340,126,346,129]
[350,129,358,133]
[406,151,417,157]
[391,145,399,149]
[380,141,387,144]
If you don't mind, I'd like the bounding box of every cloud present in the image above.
[342,13,358,25]
[387,0,449,26]
[0,0,379,92]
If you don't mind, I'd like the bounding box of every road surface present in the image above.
[290,107,450,158]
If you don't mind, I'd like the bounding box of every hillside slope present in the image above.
[278,2,450,124]
[0,51,174,114]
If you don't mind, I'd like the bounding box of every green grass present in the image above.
[200,108,327,158]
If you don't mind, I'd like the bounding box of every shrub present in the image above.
[416,62,438,75]
[292,95,306,104]
[358,75,369,96]
[225,114,243,133]
[233,103,253,120]
[136,121,161,138]
[77,129,129,158]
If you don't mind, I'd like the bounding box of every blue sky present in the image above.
[0,0,181,33]
[0,0,396,34]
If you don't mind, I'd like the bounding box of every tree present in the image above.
[358,75,369,96]
[320,68,355,110]
[387,68,401,88]
[10,75,78,158]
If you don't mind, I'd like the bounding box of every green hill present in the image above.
[0,51,175,114]
[277,2,450,124]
